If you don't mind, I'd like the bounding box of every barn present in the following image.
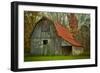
[30,17,82,56]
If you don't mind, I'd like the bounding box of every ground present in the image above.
[24,55,90,62]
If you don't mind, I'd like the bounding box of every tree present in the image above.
[24,11,40,53]
[77,25,90,53]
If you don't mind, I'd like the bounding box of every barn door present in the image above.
[41,38,55,56]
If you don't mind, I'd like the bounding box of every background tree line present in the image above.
[24,11,90,55]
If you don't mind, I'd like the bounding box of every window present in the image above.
[43,40,48,45]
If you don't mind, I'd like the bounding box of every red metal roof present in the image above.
[54,21,81,47]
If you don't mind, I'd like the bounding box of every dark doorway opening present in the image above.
[61,46,72,55]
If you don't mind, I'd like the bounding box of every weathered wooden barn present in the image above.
[30,17,82,56]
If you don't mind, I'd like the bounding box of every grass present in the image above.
[24,55,90,62]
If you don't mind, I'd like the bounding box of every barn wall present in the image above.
[31,19,59,55]
[72,46,83,55]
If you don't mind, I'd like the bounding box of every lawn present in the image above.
[24,55,90,62]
